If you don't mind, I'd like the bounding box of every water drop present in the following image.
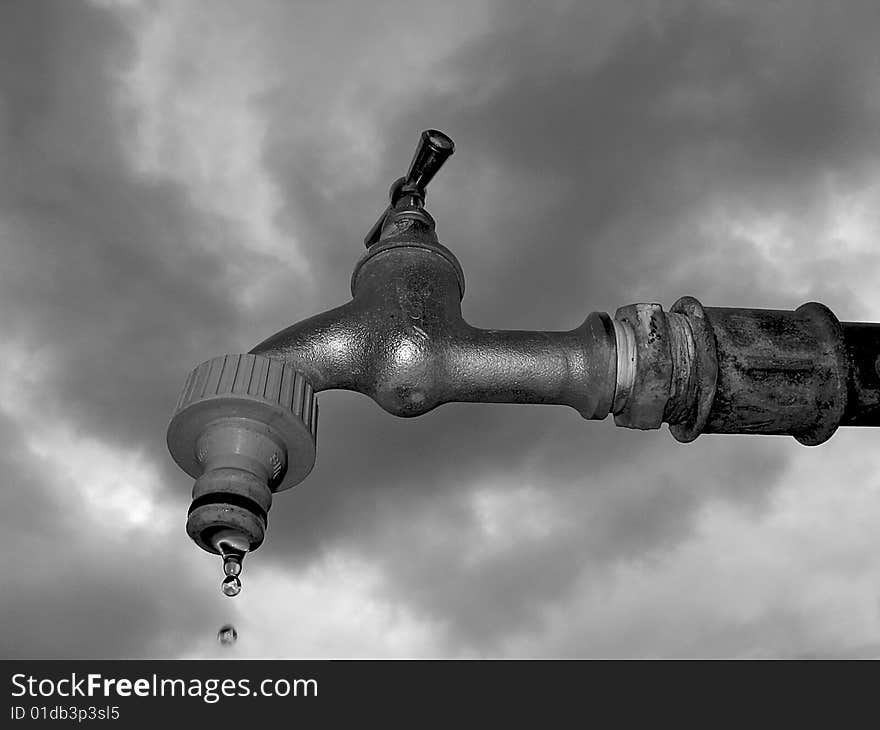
[217,624,238,646]
[211,528,248,596]
[224,555,242,577]
[221,575,241,597]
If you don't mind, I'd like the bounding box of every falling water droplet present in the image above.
[221,575,241,597]
[217,624,238,646]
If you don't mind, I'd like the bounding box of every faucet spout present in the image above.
[249,217,617,420]
[249,301,366,393]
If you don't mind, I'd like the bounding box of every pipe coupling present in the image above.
[611,297,849,445]
[612,303,696,430]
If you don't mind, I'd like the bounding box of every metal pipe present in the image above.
[840,322,880,426]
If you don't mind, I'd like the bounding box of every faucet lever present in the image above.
[402,129,455,194]
[364,129,455,247]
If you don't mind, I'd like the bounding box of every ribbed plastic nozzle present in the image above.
[167,354,318,554]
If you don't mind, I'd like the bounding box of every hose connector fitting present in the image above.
[167,354,317,554]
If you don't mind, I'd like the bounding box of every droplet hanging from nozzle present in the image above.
[212,527,247,594]
[223,556,242,578]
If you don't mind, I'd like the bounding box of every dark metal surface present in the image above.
[698,303,848,445]
[841,322,880,426]
[610,297,852,445]
[253,128,617,422]
[668,296,718,443]
[249,130,867,443]
[254,210,617,421]
[364,129,455,248]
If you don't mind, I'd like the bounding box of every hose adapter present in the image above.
[167,354,317,554]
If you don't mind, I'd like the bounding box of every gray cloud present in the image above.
[0,398,228,658]
[4,0,880,657]
[0,0,259,656]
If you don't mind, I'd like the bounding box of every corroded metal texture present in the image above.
[668,296,718,443]
[698,303,848,445]
[609,297,852,445]
[612,303,673,429]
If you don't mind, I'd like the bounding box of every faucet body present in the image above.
[166,129,880,558]
[251,212,616,421]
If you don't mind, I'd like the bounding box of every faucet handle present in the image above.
[364,129,455,247]
[403,129,455,194]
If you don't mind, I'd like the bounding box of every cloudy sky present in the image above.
[4,0,880,658]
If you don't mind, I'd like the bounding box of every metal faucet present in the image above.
[166,129,880,559]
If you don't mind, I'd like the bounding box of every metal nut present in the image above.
[613,303,673,429]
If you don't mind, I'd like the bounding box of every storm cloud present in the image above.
[4,0,880,657]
